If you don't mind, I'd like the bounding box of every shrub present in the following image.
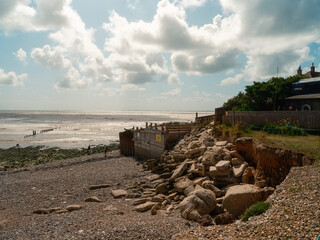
[262,119,306,136]
[240,201,270,221]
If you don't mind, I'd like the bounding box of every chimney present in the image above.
[311,62,315,73]
[297,66,302,76]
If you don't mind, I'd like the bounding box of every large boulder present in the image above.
[222,184,264,217]
[178,188,216,221]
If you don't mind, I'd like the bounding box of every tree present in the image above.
[223,75,300,111]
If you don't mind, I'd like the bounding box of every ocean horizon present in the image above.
[0,110,213,149]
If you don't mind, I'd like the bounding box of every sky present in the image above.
[1,0,320,111]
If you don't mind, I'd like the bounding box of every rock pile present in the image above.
[122,122,275,225]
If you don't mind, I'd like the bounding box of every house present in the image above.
[285,64,320,111]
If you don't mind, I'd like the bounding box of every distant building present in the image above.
[297,63,320,78]
[286,63,320,111]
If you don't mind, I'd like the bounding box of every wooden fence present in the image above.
[195,114,215,126]
[222,111,320,130]
[119,129,135,156]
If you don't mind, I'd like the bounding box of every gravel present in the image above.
[1,151,319,239]
[0,151,196,240]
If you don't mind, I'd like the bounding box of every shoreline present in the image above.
[0,142,120,172]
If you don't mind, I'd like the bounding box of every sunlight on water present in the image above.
[0,111,213,149]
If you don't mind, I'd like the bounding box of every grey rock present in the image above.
[215,141,228,146]
[215,160,231,170]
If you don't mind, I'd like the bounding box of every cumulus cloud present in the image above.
[176,0,207,8]
[221,73,243,86]
[31,45,71,69]
[0,0,37,32]
[14,48,27,62]
[1,0,110,89]
[55,66,91,89]
[161,88,181,96]
[104,84,146,96]
[0,68,27,86]
[2,0,320,91]
[217,0,320,83]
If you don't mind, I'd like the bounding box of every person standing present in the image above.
[104,145,108,158]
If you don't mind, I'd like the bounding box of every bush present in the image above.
[262,119,306,136]
[240,201,270,221]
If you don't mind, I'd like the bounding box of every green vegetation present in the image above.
[216,124,320,161]
[0,143,119,171]
[223,75,300,111]
[240,201,270,221]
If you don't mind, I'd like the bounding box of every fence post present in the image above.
[232,110,235,127]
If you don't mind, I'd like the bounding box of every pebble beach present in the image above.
[1,150,319,239]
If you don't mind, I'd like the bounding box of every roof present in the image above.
[286,93,320,100]
[294,77,320,84]
[303,71,320,78]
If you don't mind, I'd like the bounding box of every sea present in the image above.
[0,111,213,149]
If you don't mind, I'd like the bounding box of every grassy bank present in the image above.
[216,124,320,161]
[0,143,119,171]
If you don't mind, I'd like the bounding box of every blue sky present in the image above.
[1,0,320,111]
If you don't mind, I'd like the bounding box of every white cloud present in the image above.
[193,90,211,97]
[0,0,37,33]
[0,68,27,86]
[14,48,27,62]
[176,0,207,8]
[168,73,183,85]
[2,0,320,91]
[31,45,71,69]
[220,73,243,86]
[55,66,90,89]
[104,84,146,96]
[217,0,320,82]
[127,0,139,10]
[161,88,181,96]
[2,0,111,89]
